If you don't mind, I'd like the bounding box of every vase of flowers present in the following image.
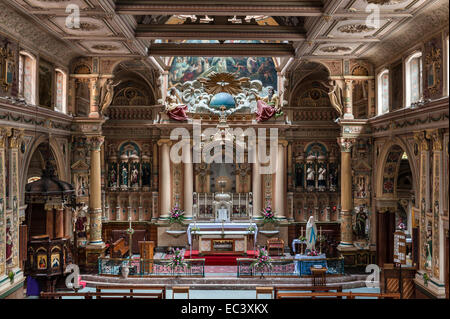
[168,248,189,276]
[168,205,186,229]
[251,247,273,278]
[261,206,277,230]
[307,249,319,257]
[8,270,15,284]
[423,273,430,286]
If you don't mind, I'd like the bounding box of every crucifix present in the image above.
[127,216,134,259]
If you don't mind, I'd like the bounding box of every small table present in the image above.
[310,267,327,286]
[294,254,327,276]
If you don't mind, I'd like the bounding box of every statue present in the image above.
[318,166,327,190]
[165,87,188,121]
[99,79,121,115]
[121,165,128,187]
[254,86,283,122]
[109,165,117,187]
[306,165,315,188]
[355,206,368,240]
[305,216,318,252]
[131,165,139,187]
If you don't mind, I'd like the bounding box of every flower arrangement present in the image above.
[261,206,277,224]
[307,249,319,257]
[251,247,273,275]
[398,222,406,231]
[167,248,189,272]
[168,205,186,224]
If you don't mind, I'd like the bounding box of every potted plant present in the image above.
[251,247,273,278]
[8,270,15,284]
[168,205,186,230]
[247,225,256,233]
[423,273,430,286]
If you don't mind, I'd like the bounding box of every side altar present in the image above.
[187,222,257,255]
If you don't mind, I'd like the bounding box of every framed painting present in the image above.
[0,46,15,91]
[37,254,47,270]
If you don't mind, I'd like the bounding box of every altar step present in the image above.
[81,274,368,290]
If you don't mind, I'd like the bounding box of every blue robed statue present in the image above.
[306,216,317,252]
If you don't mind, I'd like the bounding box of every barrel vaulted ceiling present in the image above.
[2,0,448,70]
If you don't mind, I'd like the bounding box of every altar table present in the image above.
[294,254,327,276]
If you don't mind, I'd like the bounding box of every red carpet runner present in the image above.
[184,250,256,266]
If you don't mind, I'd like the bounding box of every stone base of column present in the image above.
[84,244,107,272]
[343,113,354,120]
[337,243,356,251]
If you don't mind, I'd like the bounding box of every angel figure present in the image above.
[165,87,188,121]
[254,86,283,122]
[99,79,121,115]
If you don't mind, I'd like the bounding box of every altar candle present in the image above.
[129,216,132,229]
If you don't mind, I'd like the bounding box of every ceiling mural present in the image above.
[169,56,277,90]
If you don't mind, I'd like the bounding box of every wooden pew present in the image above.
[95,284,166,299]
[276,291,400,299]
[110,237,129,258]
[40,291,164,299]
[274,285,343,299]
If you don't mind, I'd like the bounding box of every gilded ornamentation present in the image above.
[414,131,429,151]
[338,24,376,34]
[366,0,407,4]
[198,73,249,96]
[87,136,105,151]
[0,45,15,91]
[8,129,23,149]
[91,44,119,51]
[425,45,442,96]
[338,138,355,152]
[320,46,352,53]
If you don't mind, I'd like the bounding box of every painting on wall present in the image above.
[424,36,443,99]
[39,60,53,108]
[37,253,47,270]
[391,62,403,111]
[0,38,17,93]
[169,56,277,90]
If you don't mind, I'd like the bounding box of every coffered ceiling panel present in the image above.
[313,43,361,56]
[80,41,131,54]
[50,16,115,36]
[345,0,427,12]
[18,0,90,10]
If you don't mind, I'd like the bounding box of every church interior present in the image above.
[0,0,448,300]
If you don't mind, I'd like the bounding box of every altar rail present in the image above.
[98,257,205,277]
[237,257,344,278]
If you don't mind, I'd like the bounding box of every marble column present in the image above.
[343,79,354,119]
[88,77,100,118]
[0,128,11,276]
[274,141,287,219]
[338,138,355,248]
[183,140,193,220]
[87,136,105,245]
[252,143,261,217]
[158,139,172,219]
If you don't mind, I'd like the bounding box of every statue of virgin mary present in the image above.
[306,216,318,252]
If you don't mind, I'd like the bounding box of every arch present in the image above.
[20,135,68,202]
[375,138,419,205]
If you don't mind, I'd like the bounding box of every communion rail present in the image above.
[237,257,344,278]
[98,257,205,277]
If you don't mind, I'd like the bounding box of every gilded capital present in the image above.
[157,139,173,147]
[87,136,105,151]
[338,137,355,152]
[427,129,443,151]
[8,128,24,149]
[414,131,429,151]
[0,127,12,148]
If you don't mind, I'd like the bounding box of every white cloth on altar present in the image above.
[187,222,258,246]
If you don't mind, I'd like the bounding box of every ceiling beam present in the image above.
[115,0,323,16]
[148,43,295,57]
[136,24,306,41]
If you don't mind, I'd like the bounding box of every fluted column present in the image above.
[338,138,355,248]
[87,136,104,245]
[183,140,193,219]
[252,143,261,217]
[158,139,172,219]
[343,79,354,119]
[274,140,287,219]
